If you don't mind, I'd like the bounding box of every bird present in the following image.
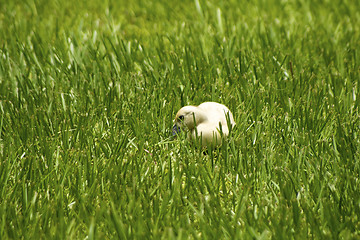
[172,102,235,147]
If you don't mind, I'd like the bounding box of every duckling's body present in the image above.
[173,102,235,147]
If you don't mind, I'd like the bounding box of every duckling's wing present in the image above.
[198,102,235,127]
[194,122,224,146]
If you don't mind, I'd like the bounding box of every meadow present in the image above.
[0,0,359,238]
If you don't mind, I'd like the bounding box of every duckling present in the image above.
[172,102,235,147]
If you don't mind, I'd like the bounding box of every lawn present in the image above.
[0,0,359,239]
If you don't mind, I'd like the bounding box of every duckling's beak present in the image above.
[172,124,181,136]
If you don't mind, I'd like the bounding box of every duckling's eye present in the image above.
[179,115,184,121]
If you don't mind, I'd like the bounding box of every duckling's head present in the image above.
[172,106,207,135]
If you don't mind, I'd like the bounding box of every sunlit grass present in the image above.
[0,0,359,238]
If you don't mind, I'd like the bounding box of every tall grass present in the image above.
[0,0,359,238]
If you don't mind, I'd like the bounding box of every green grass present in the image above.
[1,0,359,238]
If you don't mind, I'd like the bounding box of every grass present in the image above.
[0,0,359,238]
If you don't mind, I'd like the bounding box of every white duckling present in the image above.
[172,102,235,147]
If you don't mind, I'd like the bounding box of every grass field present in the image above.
[1,0,360,238]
